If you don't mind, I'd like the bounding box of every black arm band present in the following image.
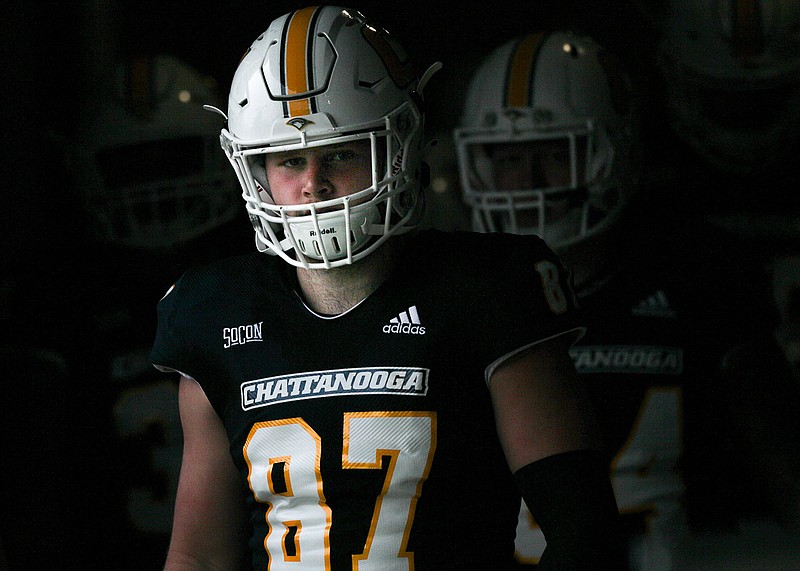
[514,449,626,570]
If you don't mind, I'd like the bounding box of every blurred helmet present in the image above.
[657,0,800,175]
[220,5,435,269]
[73,54,240,250]
[453,31,638,251]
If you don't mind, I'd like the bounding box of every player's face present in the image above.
[488,139,583,223]
[265,140,374,208]
[489,139,578,190]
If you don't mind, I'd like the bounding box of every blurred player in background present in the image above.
[70,52,247,565]
[1,52,248,568]
[454,27,798,570]
[648,1,800,562]
[651,0,800,387]
[655,0,800,180]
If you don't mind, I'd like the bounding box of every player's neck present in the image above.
[296,243,396,315]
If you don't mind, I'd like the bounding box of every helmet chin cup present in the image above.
[285,204,380,264]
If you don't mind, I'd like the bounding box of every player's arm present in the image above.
[164,376,248,571]
[489,335,625,569]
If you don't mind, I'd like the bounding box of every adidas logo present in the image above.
[383,305,426,335]
[631,290,676,318]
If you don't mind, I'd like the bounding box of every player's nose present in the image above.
[301,158,333,202]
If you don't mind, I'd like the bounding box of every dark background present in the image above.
[3,1,800,568]
[6,0,800,260]
[3,0,666,264]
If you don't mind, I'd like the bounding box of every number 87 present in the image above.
[243,411,437,570]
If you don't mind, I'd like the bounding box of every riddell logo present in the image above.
[383,305,426,335]
[309,227,336,237]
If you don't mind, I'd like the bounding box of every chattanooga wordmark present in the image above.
[241,366,429,410]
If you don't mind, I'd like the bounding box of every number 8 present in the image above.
[535,260,570,315]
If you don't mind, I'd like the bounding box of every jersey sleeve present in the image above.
[150,276,199,380]
[483,234,585,381]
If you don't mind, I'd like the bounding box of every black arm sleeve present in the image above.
[514,450,627,570]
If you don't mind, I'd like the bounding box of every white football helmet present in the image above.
[218,6,437,269]
[73,54,240,250]
[453,31,638,251]
[657,0,800,175]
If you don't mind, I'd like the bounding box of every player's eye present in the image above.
[325,149,357,164]
[494,155,524,169]
[265,154,305,170]
[282,156,306,168]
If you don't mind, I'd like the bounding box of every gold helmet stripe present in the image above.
[283,6,319,117]
[124,56,156,119]
[506,33,547,108]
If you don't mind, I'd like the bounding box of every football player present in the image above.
[654,0,800,179]
[454,28,798,570]
[150,6,625,570]
[1,52,247,569]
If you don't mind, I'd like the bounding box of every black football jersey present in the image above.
[514,219,782,570]
[515,268,687,570]
[151,229,582,570]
